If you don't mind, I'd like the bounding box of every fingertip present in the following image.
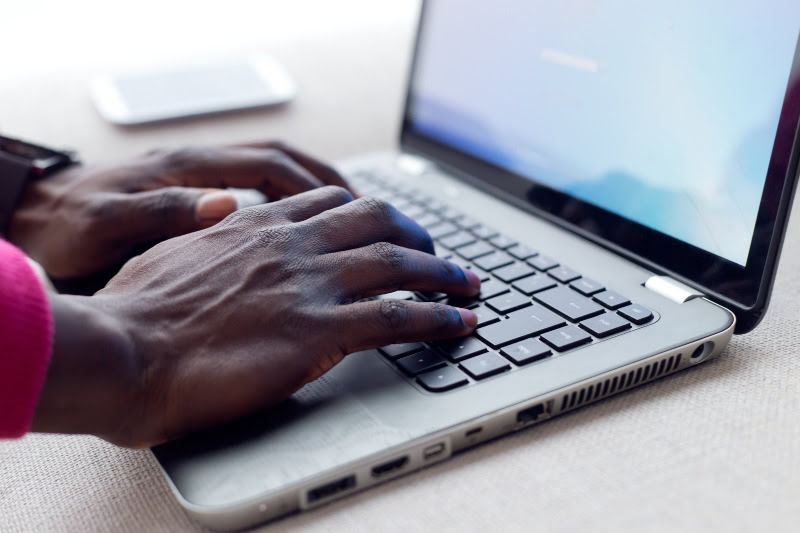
[196,190,237,223]
[463,269,482,293]
[457,308,478,331]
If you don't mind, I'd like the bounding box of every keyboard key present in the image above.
[507,244,538,260]
[433,243,453,259]
[439,206,464,221]
[418,292,448,302]
[474,251,514,271]
[486,291,532,314]
[436,336,488,362]
[593,290,631,310]
[459,352,511,380]
[471,226,499,239]
[540,325,592,352]
[570,278,605,296]
[548,266,581,283]
[489,234,517,249]
[379,342,425,359]
[415,212,443,228]
[471,303,501,327]
[580,313,631,338]
[428,222,459,239]
[469,266,491,282]
[445,295,480,309]
[493,262,536,283]
[500,338,552,365]
[440,231,477,249]
[417,366,469,392]
[457,241,495,260]
[528,255,559,271]
[376,290,415,301]
[618,304,654,325]
[475,306,565,348]
[422,199,448,212]
[477,278,511,300]
[399,204,427,219]
[535,286,605,322]
[396,349,446,376]
[513,275,557,295]
[456,216,481,230]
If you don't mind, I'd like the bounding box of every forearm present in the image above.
[32,294,140,446]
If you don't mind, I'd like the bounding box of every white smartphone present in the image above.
[90,55,296,125]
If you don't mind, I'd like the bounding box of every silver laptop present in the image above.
[154,1,800,529]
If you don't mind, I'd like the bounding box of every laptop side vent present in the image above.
[559,353,683,412]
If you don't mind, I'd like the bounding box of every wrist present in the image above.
[32,293,142,446]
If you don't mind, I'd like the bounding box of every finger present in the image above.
[334,300,478,352]
[301,196,435,255]
[110,186,237,242]
[323,243,481,300]
[268,185,354,224]
[234,140,354,194]
[153,146,326,198]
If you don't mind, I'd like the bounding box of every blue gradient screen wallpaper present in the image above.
[409,0,800,266]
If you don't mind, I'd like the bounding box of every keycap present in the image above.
[535,286,605,322]
[439,206,464,221]
[396,349,447,376]
[415,212,443,229]
[580,313,631,338]
[376,290,415,301]
[570,278,605,296]
[548,266,581,283]
[489,234,517,249]
[471,303,501,327]
[486,291,532,314]
[456,216,482,230]
[474,251,514,271]
[433,244,453,259]
[618,304,654,325]
[593,291,631,310]
[459,352,511,379]
[399,204,427,219]
[475,306,565,348]
[468,266,491,282]
[528,255,559,271]
[418,292,448,302]
[540,325,592,352]
[507,244,538,260]
[500,338,552,365]
[493,262,536,283]
[379,342,425,359]
[512,275,557,296]
[457,241,495,260]
[440,231,477,250]
[422,199,448,212]
[436,336,488,362]
[417,366,469,392]
[428,222,459,239]
[477,278,511,300]
[471,226,499,239]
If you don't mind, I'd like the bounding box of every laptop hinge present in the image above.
[644,276,704,304]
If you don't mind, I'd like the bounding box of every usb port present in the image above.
[307,475,356,503]
[517,403,546,424]
[371,456,409,478]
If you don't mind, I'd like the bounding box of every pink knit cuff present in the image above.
[0,240,54,438]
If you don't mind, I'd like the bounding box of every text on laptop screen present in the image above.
[407,0,800,266]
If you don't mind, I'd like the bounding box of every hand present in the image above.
[8,141,351,280]
[33,187,481,448]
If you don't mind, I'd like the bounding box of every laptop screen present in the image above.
[405,0,800,268]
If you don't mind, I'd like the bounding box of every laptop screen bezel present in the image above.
[399,1,800,333]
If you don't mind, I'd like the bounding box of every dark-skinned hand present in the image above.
[33,186,481,448]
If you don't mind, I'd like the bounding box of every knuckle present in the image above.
[265,149,294,167]
[429,302,460,329]
[319,185,354,205]
[145,188,186,220]
[160,146,204,172]
[357,196,396,225]
[379,299,411,333]
[371,241,405,270]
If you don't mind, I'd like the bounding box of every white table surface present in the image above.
[1,2,799,531]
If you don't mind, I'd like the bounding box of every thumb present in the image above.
[119,187,237,242]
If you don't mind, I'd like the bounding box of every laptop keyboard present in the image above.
[347,169,657,393]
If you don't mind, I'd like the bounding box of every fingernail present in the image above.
[458,308,478,330]
[464,269,482,292]
[196,191,237,223]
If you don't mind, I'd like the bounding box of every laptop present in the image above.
[153,1,800,529]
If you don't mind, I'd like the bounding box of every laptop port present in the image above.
[307,475,356,503]
[371,456,409,478]
[465,426,483,437]
[517,403,546,424]
[423,442,446,460]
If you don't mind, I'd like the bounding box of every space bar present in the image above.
[475,306,565,348]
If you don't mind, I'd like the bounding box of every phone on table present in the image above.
[90,55,295,125]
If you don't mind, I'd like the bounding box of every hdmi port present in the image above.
[371,456,409,477]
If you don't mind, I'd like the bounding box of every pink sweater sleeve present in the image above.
[0,239,53,438]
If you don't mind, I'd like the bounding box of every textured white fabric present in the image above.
[1,4,799,531]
